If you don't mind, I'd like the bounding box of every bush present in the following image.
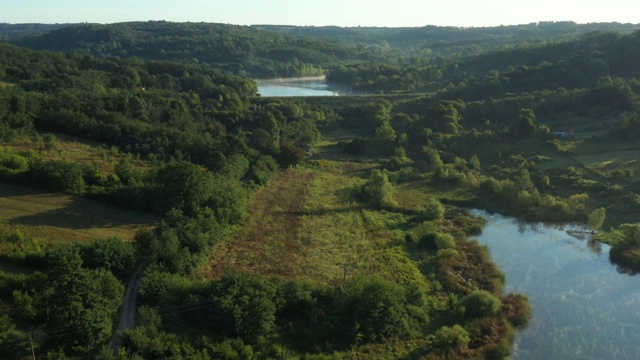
[432,324,470,353]
[460,290,502,318]
[434,232,456,250]
[367,169,396,209]
[503,293,532,327]
[348,276,427,343]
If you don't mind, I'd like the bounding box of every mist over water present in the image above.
[471,210,640,360]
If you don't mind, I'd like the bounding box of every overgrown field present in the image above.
[3,134,150,174]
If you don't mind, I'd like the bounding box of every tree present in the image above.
[279,140,306,167]
[349,276,426,342]
[374,120,397,143]
[115,157,139,185]
[618,223,640,245]
[367,169,395,209]
[588,207,606,231]
[153,160,214,215]
[426,101,463,134]
[208,275,277,343]
[510,108,537,140]
[47,246,124,347]
[82,237,136,280]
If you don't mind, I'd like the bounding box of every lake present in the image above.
[256,76,349,97]
[471,209,640,359]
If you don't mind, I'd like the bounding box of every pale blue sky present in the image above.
[2,0,639,27]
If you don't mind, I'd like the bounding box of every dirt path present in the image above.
[110,262,147,352]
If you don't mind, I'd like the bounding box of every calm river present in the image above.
[471,209,640,359]
[256,76,348,97]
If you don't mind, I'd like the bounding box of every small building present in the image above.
[553,127,574,139]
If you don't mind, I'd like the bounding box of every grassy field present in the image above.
[0,183,159,242]
[3,134,150,174]
[201,142,436,290]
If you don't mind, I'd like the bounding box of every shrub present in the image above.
[434,232,456,250]
[460,290,502,318]
[367,169,396,209]
[432,324,470,353]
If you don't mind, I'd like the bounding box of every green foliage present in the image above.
[275,280,348,351]
[509,108,537,140]
[420,197,446,221]
[367,169,396,209]
[153,160,215,215]
[47,245,124,347]
[0,314,23,353]
[0,147,29,170]
[432,324,470,353]
[460,290,502,319]
[348,276,428,342]
[208,274,278,343]
[434,232,456,250]
[81,237,136,280]
[24,159,86,193]
[12,290,37,320]
[588,207,607,230]
[279,140,306,167]
[250,155,279,185]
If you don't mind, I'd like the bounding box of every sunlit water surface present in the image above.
[471,209,640,359]
[256,78,347,97]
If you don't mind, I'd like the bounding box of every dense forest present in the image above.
[1,20,640,359]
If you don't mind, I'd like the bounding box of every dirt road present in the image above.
[110,261,147,352]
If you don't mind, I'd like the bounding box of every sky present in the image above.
[2,0,640,28]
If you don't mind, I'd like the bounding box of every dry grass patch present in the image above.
[0,183,159,242]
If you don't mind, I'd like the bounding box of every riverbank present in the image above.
[472,210,640,359]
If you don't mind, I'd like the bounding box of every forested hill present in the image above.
[254,22,640,55]
[327,29,640,95]
[0,23,79,40]
[10,21,381,78]
[10,21,640,79]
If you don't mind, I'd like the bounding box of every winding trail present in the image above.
[110,261,147,352]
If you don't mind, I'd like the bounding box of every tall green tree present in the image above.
[588,207,606,231]
[153,160,214,215]
[510,108,537,140]
[367,169,396,209]
[47,246,124,347]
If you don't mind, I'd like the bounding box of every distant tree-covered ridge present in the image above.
[328,29,640,95]
[9,21,639,80]
[10,21,379,78]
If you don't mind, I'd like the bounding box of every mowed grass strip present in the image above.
[0,183,159,242]
[203,159,425,288]
[204,168,314,279]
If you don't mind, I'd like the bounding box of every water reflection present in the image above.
[471,209,640,359]
[256,77,351,97]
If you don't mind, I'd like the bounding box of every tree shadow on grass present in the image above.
[3,186,158,231]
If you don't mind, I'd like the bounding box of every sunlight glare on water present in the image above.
[256,78,345,97]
